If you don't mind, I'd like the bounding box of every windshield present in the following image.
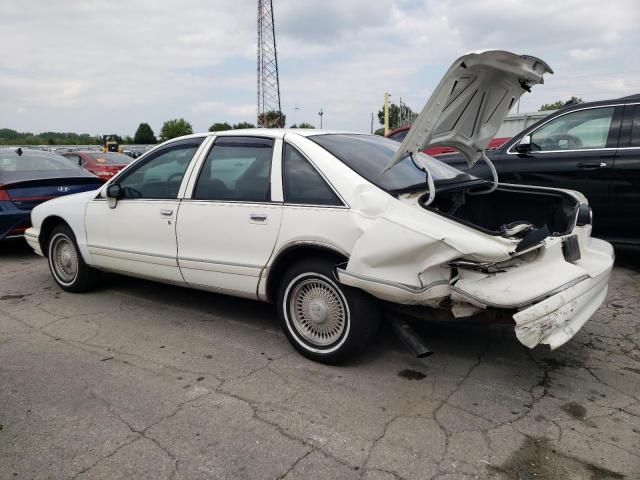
[0,151,85,172]
[309,134,477,192]
[88,152,134,165]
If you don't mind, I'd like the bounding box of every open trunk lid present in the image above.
[387,50,552,170]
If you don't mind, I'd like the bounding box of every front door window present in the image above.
[117,139,203,199]
[530,107,615,152]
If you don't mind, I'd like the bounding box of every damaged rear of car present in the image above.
[309,50,614,352]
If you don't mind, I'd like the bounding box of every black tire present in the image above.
[47,224,99,293]
[277,258,380,364]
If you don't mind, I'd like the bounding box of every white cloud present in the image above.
[0,0,637,134]
[568,48,604,62]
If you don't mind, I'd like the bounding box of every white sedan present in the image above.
[26,51,614,363]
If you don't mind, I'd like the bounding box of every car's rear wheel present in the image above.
[277,258,379,364]
[47,224,98,293]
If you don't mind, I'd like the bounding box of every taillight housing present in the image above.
[0,188,10,201]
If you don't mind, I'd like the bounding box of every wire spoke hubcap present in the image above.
[52,236,78,283]
[290,278,346,346]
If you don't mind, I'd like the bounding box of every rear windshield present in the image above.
[0,152,85,172]
[309,134,476,192]
[88,152,134,165]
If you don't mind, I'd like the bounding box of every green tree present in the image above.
[377,103,416,130]
[233,121,255,129]
[374,127,385,136]
[123,135,134,144]
[133,123,157,144]
[208,122,232,132]
[540,97,583,111]
[297,122,315,129]
[258,111,285,128]
[159,118,193,142]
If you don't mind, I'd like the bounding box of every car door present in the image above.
[85,137,205,284]
[610,102,640,242]
[176,136,283,298]
[498,105,622,236]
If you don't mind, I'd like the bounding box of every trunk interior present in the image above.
[421,186,580,238]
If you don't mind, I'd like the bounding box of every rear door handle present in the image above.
[249,214,268,224]
[160,209,174,216]
[577,162,607,169]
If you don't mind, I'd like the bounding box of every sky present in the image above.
[1,0,638,136]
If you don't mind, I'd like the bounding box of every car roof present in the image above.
[0,147,62,157]
[552,93,640,115]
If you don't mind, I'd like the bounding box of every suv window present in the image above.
[283,143,342,205]
[117,139,203,199]
[194,136,273,202]
[530,107,615,151]
[630,105,640,147]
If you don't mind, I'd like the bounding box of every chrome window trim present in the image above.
[281,137,349,208]
[90,198,181,203]
[506,103,632,155]
[282,203,349,210]
[179,199,282,206]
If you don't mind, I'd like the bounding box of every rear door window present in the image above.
[194,136,273,202]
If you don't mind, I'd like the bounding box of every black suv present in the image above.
[435,94,640,245]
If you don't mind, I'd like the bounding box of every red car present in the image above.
[386,125,510,155]
[61,151,134,181]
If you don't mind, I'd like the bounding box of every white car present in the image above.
[26,51,614,363]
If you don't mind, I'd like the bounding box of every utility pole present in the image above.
[384,92,390,135]
[257,0,283,127]
[318,108,324,129]
[370,112,374,134]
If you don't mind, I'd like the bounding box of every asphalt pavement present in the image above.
[1,240,639,480]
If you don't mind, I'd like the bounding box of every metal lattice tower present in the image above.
[257,0,283,128]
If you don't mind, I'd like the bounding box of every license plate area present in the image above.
[562,235,581,263]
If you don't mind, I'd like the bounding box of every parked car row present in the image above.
[60,151,134,180]
[0,148,104,240]
[23,50,615,364]
[387,125,510,155]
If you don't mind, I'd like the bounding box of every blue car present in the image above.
[0,148,104,240]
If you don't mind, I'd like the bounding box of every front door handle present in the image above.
[160,208,174,216]
[577,162,607,169]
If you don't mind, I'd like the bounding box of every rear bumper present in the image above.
[512,238,614,349]
[0,210,30,240]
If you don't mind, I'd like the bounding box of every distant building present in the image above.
[496,111,556,138]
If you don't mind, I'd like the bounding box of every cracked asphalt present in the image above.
[1,241,639,480]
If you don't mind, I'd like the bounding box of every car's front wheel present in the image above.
[277,258,379,364]
[47,224,98,293]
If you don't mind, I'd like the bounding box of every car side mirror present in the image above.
[515,135,532,154]
[105,184,121,209]
[106,184,122,198]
